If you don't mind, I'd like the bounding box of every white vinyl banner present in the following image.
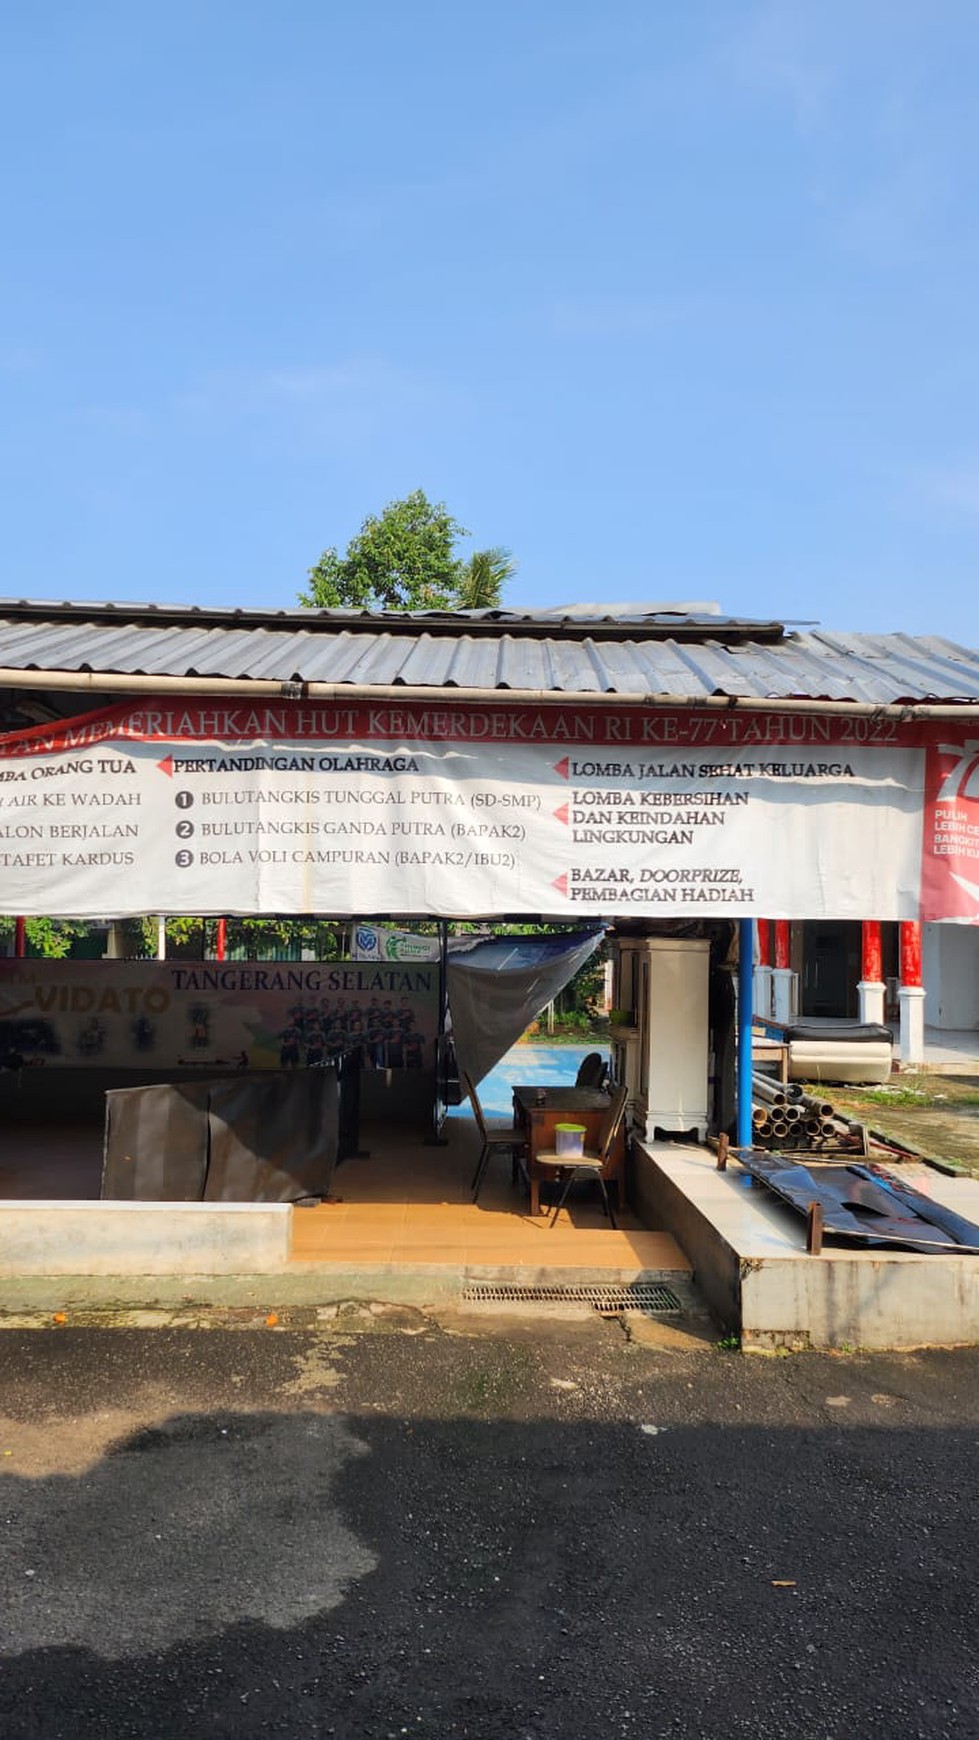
[0,698,939,919]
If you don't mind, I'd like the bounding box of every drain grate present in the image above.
[461,1281,683,1315]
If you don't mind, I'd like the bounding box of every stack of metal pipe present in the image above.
[748,1074,858,1153]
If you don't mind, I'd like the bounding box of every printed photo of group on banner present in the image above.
[272,994,428,1071]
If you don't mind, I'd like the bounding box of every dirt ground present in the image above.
[808,1072,979,1174]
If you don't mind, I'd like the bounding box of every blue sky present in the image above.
[2,2,977,637]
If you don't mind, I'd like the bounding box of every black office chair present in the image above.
[463,1070,528,1203]
[575,1051,608,1090]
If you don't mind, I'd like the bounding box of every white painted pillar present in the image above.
[772,921,795,1026]
[772,968,796,1025]
[753,964,773,1021]
[899,920,925,1066]
[858,980,886,1024]
[104,922,127,960]
[899,986,926,1065]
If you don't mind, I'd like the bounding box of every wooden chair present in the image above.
[533,1083,629,1227]
[463,1070,528,1203]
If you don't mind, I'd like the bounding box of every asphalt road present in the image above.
[1,1309,978,1738]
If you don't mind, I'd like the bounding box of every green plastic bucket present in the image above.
[554,1122,586,1156]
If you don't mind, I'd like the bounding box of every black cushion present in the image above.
[784,1021,892,1044]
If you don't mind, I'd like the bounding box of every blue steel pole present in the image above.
[737,918,754,1150]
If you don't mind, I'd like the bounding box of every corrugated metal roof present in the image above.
[0,597,789,641]
[0,600,978,704]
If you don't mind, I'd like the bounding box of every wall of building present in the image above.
[923,924,979,1031]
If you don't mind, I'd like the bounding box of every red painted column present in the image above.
[900,921,922,988]
[858,919,886,1023]
[14,917,26,957]
[757,920,771,967]
[774,921,791,970]
[215,918,227,962]
[862,921,882,985]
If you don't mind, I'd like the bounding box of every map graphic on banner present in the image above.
[0,695,969,920]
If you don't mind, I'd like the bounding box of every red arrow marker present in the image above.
[554,803,569,826]
[157,755,174,778]
[552,873,568,896]
[553,756,570,779]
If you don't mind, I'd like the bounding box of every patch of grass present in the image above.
[714,1334,741,1353]
[818,1076,979,1175]
[808,1074,979,1113]
[863,1086,930,1106]
[450,1349,533,1412]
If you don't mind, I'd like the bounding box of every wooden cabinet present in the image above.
[612,937,709,1142]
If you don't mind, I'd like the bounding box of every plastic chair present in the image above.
[533,1083,629,1227]
[575,1051,607,1090]
[463,1070,528,1203]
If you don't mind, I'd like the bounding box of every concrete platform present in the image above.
[0,1200,291,1276]
[0,1105,692,1310]
[632,1137,979,1351]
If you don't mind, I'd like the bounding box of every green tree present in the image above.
[301,489,468,612]
[455,546,517,610]
[0,917,88,958]
[133,917,345,961]
[301,490,515,612]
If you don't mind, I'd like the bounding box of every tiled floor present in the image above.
[0,1098,690,1274]
[290,1114,690,1273]
[0,1122,102,1200]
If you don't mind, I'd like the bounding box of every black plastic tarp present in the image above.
[740,1153,979,1253]
[102,1068,341,1203]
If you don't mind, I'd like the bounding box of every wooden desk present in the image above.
[512,1086,625,1216]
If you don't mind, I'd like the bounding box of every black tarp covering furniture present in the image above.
[100,1081,210,1201]
[102,1068,343,1203]
[203,1071,339,1202]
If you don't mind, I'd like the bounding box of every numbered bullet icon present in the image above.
[175,849,194,868]
[175,790,194,809]
[175,820,194,838]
